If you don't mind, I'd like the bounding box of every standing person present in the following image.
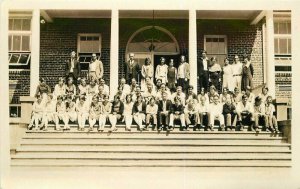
[265,96,279,133]
[222,98,237,131]
[88,53,104,81]
[177,55,190,92]
[28,95,44,130]
[209,57,222,92]
[157,92,172,131]
[222,57,234,92]
[65,51,81,81]
[133,95,147,130]
[123,94,134,131]
[155,57,168,84]
[145,97,158,131]
[197,50,210,92]
[167,59,177,93]
[109,95,124,132]
[141,58,154,90]
[241,55,254,92]
[53,77,66,100]
[35,77,51,104]
[232,55,243,92]
[125,53,140,84]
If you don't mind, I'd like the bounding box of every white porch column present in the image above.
[189,9,197,93]
[265,10,276,98]
[110,9,119,96]
[0,3,11,182]
[30,9,40,96]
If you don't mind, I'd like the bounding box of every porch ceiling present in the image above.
[43,10,262,20]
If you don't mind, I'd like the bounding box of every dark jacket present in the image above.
[170,104,184,114]
[157,100,172,113]
[111,101,124,114]
[125,60,140,81]
[66,58,81,79]
[132,101,147,114]
[223,103,236,115]
[197,57,210,76]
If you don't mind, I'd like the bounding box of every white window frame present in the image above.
[8,16,32,66]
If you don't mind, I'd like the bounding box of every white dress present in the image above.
[222,64,234,91]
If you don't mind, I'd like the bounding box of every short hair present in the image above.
[188,85,194,89]
[255,96,262,102]
[176,86,182,90]
[129,53,134,57]
[156,79,162,83]
[242,94,248,99]
[39,77,45,82]
[201,50,207,54]
[58,77,65,82]
[57,95,63,101]
[79,95,86,101]
[145,57,151,64]
[160,57,165,61]
[174,97,181,102]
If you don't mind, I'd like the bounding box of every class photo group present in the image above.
[27,50,278,133]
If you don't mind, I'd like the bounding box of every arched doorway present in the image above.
[125,26,180,77]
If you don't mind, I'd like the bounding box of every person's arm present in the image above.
[120,102,124,114]
[99,61,104,79]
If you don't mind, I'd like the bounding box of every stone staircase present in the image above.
[11,125,292,167]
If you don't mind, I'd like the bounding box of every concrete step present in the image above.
[11,152,291,160]
[16,145,291,152]
[20,138,288,145]
[10,159,291,167]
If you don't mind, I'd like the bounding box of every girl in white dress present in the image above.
[65,95,77,130]
[141,58,154,90]
[53,77,66,100]
[88,96,103,131]
[155,57,168,84]
[76,95,89,131]
[55,96,69,131]
[28,95,44,130]
[222,57,234,92]
[123,94,134,131]
[99,95,112,131]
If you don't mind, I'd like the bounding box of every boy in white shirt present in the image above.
[184,99,200,131]
[265,96,279,133]
[208,95,225,131]
[145,97,158,131]
[236,94,254,131]
[197,96,210,130]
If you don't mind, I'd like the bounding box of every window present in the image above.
[77,33,101,70]
[10,105,21,118]
[8,18,32,66]
[274,20,291,57]
[204,35,227,66]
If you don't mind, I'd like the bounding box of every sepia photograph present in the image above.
[0,0,299,188]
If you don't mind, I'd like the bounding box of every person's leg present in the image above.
[232,113,237,128]
[185,113,191,126]
[89,116,96,129]
[146,114,151,127]
[254,113,259,128]
[169,113,174,127]
[77,113,83,129]
[125,115,133,130]
[109,114,117,130]
[225,113,231,127]
[219,114,225,130]
[272,116,278,132]
[179,114,186,128]
[153,114,157,128]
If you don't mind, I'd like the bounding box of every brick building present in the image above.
[6,9,291,122]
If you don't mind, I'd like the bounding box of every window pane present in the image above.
[279,38,288,54]
[22,19,31,31]
[13,19,22,30]
[287,22,291,34]
[206,42,212,54]
[274,38,279,54]
[274,22,279,34]
[206,38,212,42]
[9,19,13,30]
[10,54,20,63]
[219,38,225,42]
[218,42,225,54]
[8,35,12,51]
[12,36,21,51]
[21,36,30,51]
[278,22,288,34]
[10,106,18,117]
[19,54,30,64]
[211,42,219,54]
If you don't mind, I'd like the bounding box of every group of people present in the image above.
[27,50,278,133]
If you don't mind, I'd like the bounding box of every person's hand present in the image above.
[113,112,117,115]
[185,78,187,81]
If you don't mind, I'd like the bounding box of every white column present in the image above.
[189,9,197,93]
[265,10,276,98]
[110,9,119,96]
[0,3,11,182]
[30,9,40,96]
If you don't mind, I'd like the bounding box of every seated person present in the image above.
[197,87,209,106]
[99,78,110,96]
[132,85,144,102]
[76,95,89,131]
[88,96,102,131]
[123,94,134,131]
[129,78,138,95]
[65,95,77,130]
[220,87,233,104]
[208,85,219,104]
[157,92,172,131]
[35,77,51,104]
[109,95,124,132]
[245,86,255,104]
[77,78,89,96]
[28,95,44,130]
[87,79,99,104]
[258,86,270,104]
[171,86,186,106]
[184,99,200,131]
[208,95,225,131]
[133,95,147,130]
[236,94,254,131]
[66,77,77,99]
[41,94,56,131]
[97,85,107,102]
[222,98,237,131]
[114,85,126,102]
[53,77,66,100]
[155,79,163,91]
[169,97,186,131]
[99,95,112,131]
[185,85,198,104]
[197,96,210,130]
[55,95,68,131]
[145,97,158,131]
[142,77,155,92]
[143,83,157,103]
[232,87,243,106]
[253,96,266,132]
[155,83,171,101]
[265,96,279,133]
[119,78,131,95]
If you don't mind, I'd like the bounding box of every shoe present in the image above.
[27,124,33,130]
[113,127,118,132]
[56,128,60,131]
[209,125,214,131]
[274,128,279,133]
[127,128,131,132]
[255,127,259,133]
[158,127,162,131]
[88,127,93,131]
[43,128,47,131]
[143,127,149,131]
[220,125,225,131]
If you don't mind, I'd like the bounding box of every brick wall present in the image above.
[197,20,264,89]
[40,18,111,91]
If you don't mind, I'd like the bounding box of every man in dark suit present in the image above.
[197,50,210,92]
[65,51,81,82]
[157,92,172,131]
[125,53,140,84]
